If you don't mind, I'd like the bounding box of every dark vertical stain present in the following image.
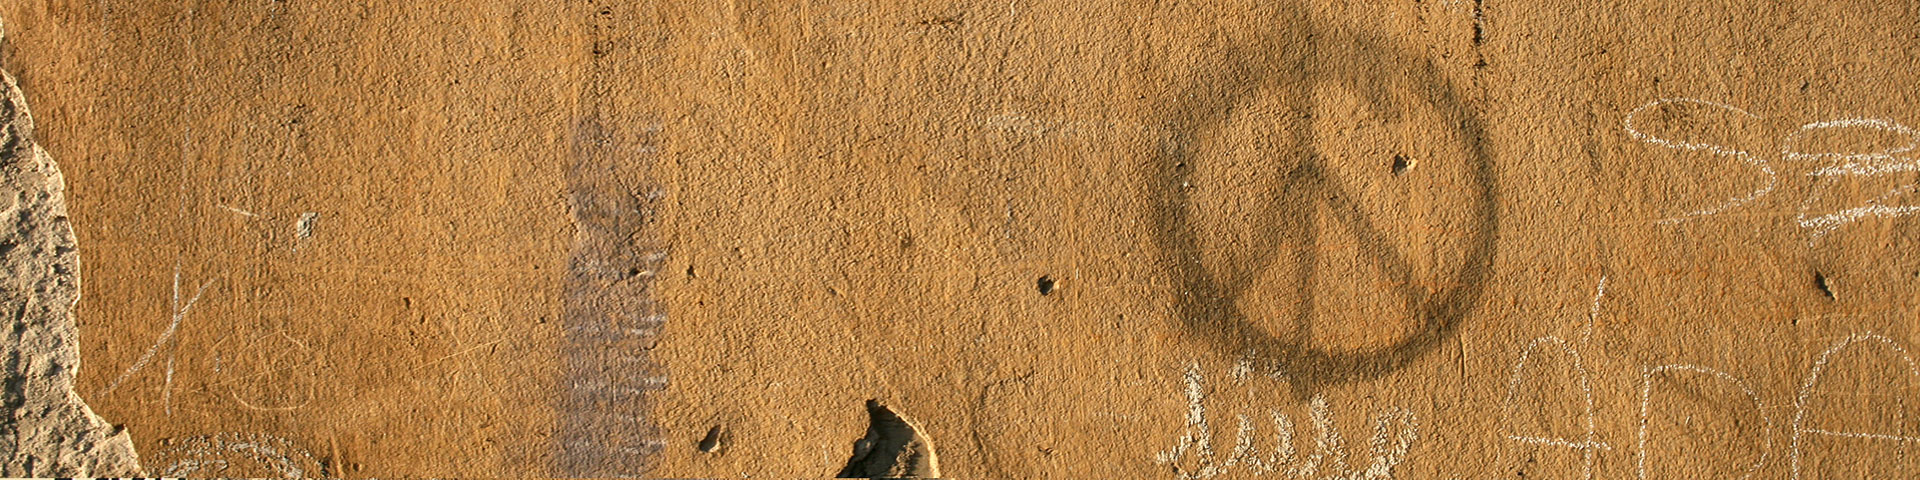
[1471,0,1490,70]
[1471,0,1487,46]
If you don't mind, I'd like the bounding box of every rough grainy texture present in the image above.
[0,23,140,475]
[4,0,1920,478]
[837,400,940,478]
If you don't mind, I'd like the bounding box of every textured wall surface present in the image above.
[3,1,1920,478]
[0,19,139,474]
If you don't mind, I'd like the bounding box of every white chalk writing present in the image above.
[1625,98,1920,245]
[1155,363,1419,479]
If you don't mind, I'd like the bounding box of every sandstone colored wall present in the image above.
[3,0,1920,478]
[0,19,138,474]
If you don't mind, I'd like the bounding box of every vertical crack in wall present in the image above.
[553,2,668,476]
[0,20,143,477]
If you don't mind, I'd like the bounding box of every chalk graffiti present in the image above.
[1497,280,1920,478]
[149,432,325,478]
[1625,98,1920,244]
[210,328,319,412]
[1789,333,1920,480]
[1501,336,1607,479]
[1155,363,1419,479]
[1636,364,1771,480]
[99,263,216,396]
[1499,279,1609,480]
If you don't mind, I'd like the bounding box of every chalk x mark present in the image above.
[101,265,216,395]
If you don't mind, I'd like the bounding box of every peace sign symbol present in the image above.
[1150,29,1500,399]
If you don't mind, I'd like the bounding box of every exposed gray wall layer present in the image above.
[0,23,143,476]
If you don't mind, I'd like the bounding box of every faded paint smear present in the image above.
[553,3,669,474]
[556,118,669,475]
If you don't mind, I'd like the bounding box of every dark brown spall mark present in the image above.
[698,425,724,453]
[1391,154,1412,176]
[837,400,940,478]
[1148,15,1499,401]
[1036,275,1056,296]
[1814,272,1835,300]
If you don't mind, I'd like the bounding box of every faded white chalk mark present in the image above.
[163,354,177,416]
[217,203,258,217]
[1789,333,1920,480]
[1798,182,1920,244]
[1785,118,1920,176]
[100,265,216,395]
[154,432,321,478]
[1624,98,1777,225]
[1501,335,1607,480]
[1584,276,1606,346]
[1624,98,1762,155]
[1156,362,1419,479]
[1230,358,1253,382]
[1635,364,1772,480]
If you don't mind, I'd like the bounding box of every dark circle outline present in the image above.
[1151,29,1500,399]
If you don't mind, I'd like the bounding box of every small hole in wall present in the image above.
[698,425,724,453]
[1037,275,1056,296]
[1390,154,1412,176]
